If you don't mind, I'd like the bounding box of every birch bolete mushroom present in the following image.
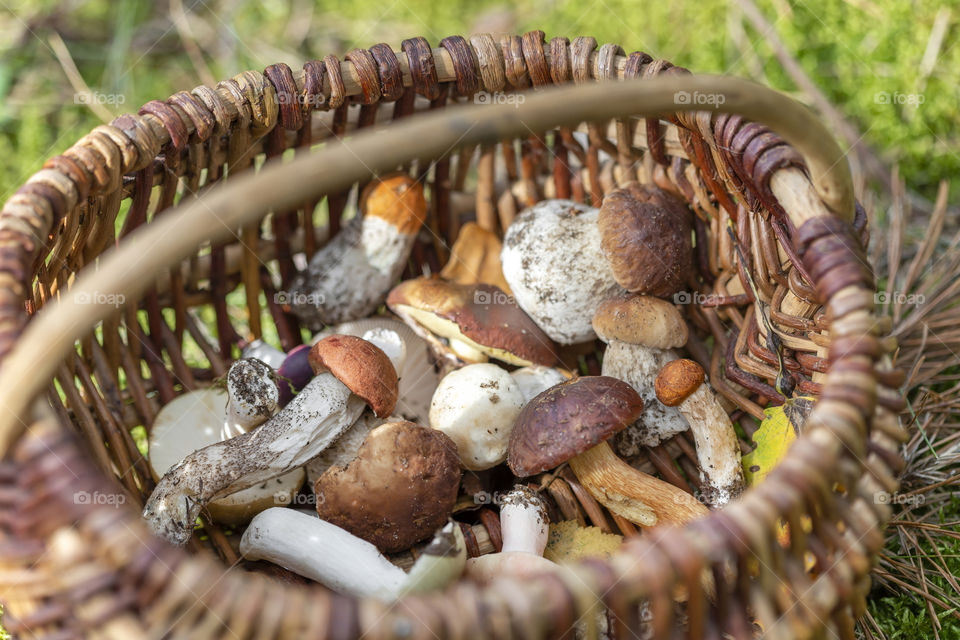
[501,199,625,345]
[387,277,557,368]
[655,359,745,507]
[240,509,466,600]
[288,173,427,329]
[148,360,302,526]
[429,363,525,470]
[593,295,691,456]
[507,376,708,527]
[597,182,694,298]
[465,485,555,582]
[314,420,461,552]
[143,334,398,545]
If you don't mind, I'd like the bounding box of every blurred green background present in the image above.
[0,1,957,638]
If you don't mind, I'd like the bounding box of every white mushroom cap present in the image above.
[429,363,525,470]
[241,340,287,369]
[148,389,304,526]
[510,366,568,404]
[501,200,625,344]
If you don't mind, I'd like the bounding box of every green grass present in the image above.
[0,1,956,637]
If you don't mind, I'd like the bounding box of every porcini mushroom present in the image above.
[148,360,302,526]
[509,365,569,404]
[314,420,461,552]
[288,173,427,328]
[439,221,512,293]
[387,277,557,368]
[501,199,625,344]
[593,295,690,456]
[508,376,708,527]
[655,359,745,507]
[597,182,694,298]
[240,509,466,600]
[143,334,398,545]
[465,486,555,582]
[429,363,526,470]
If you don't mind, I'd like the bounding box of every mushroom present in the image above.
[314,420,461,552]
[439,221,512,294]
[429,363,526,470]
[464,486,555,582]
[313,316,439,424]
[508,376,708,527]
[143,334,398,545]
[387,277,557,369]
[221,358,279,439]
[593,295,690,456]
[288,173,427,329]
[509,365,569,404]
[655,359,745,507]
[148,361,303,527]
[241,339,287,368]
[500,199,625,344]
[240,509,466,600]
[597,182,694,298]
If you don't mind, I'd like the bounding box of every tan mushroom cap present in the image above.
[654,359,706,407]
[314,421,461,553]
[359,173,427,235]
[308,335,398,417]
[440,222,512,294]
[592,294,688,349]
[386,277,558,367]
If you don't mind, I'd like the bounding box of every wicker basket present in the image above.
[0,32,906,639]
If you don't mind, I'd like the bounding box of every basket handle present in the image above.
[0,75,854,454]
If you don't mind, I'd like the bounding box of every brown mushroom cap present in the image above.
[308,335,398,417]
[314,421,460,552]
[507,376,644,477]
[654,359,705,407]
[592,295,688,348]
[598,182,694,298]
[386,277,558,366]
[359,173,427,235]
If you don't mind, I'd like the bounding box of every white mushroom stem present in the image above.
[600,341,689,452]
[144,372,366,545]
[240,509,465,601]
[466,487,555,582]
[675,384,744,507]
[222,358,279,440]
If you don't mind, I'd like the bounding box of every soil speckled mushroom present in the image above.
[314,420,461,553]
[148,364,303,527]
[221,358,279,439]
[465,486,555,582]
[313,316,439,424]
[143,335,398,545]
[656,359,745,507]
[387,277,557,368]
[429,363,526,470]
[598,182,694,298]
[240,509,466,600]
[501,199,625,344]
[593,295,690,456]
[288,173,427,329]
[508,376,708,527]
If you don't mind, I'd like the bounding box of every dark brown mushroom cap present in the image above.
[507,376,644,477]
[308,334,398,417]
[386,277,558,366]
[598,182,694,298]
[314,421,461,553]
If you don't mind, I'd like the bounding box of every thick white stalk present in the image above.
[677,385,745,507]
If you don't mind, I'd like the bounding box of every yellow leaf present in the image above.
[742,395,815,485]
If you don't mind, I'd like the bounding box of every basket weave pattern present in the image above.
[0,32,906,638]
